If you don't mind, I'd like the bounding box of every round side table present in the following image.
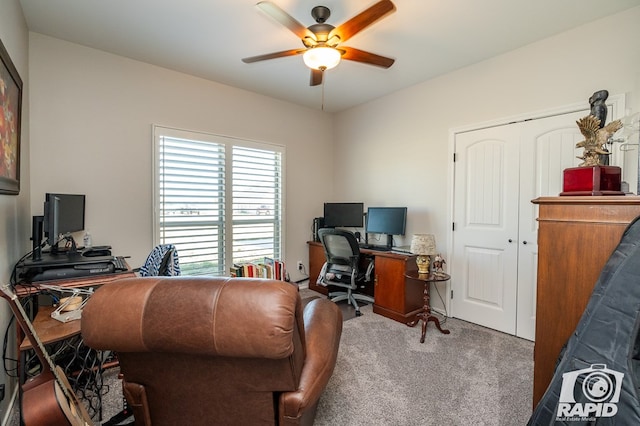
[405,271,451,343]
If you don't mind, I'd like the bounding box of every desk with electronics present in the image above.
[2,192,135,422]
[309,202,434,324]
[10,259,133,420]
[309,241,424,323]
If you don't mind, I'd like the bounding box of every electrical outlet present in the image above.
[297,261,303,271]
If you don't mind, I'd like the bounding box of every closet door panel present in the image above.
[452,124,520,334]
[516,110,586,340]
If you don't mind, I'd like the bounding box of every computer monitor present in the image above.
[323,202,364,228]
[365,207,407,248]
[43,193,86,253]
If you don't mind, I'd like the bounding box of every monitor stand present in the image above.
[31,216,44,261]
[386,234,393,250]
[50,235,79,256]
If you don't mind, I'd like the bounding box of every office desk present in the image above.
[13,265,133,343]
[308,241,422,323]
[14,267,136,297]
[18,305,81,351]
[14,263,134,343]
[8,264,134,420]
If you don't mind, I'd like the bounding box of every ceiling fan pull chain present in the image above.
[321,73,325,111]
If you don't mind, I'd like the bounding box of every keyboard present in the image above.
[359,244,391,252]
[112,256,128,271]
[391,248,412,254]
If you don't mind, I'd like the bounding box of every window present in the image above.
[153,126,284,276]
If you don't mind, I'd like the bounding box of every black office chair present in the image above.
[318,228,374,316]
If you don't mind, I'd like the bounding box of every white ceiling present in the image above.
[18,0,640,112]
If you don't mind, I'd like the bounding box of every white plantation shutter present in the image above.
[153,126,284,276]
[232,146,283,264]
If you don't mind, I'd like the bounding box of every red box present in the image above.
[560,165,624,196]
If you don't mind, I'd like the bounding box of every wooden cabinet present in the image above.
[531,196,640,408]
[371,253,421,323]
[307,241,420,323]
[308,241,328,295]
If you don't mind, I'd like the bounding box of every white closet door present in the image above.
[516,110,587,340]
[452,101,624,340]
[451,123,520,335]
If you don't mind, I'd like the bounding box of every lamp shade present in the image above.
[303,46,341,71]
[410,234,437,256]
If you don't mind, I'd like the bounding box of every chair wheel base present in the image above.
[355,310,363,317]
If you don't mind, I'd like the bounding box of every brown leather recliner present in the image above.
[81,276,343,426]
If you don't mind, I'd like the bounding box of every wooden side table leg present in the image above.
[427,315,450,335]
[406,283,429,329]
[420,316,427,343]
[407,280,451,342]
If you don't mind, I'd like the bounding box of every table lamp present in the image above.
[410,234,437,275]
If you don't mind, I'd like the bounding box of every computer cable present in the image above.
[10,240,47,286]
[432,280,448,326]
[293,263,310,284]
[2,314,18,378]
[70,341,104,419]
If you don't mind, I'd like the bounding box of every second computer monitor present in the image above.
[366,207,407,248]
[44,193,86,252]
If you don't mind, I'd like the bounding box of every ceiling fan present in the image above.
[242,0,396,86]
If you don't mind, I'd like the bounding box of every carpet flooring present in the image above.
[9,288,534,425]
[313,301,534,425]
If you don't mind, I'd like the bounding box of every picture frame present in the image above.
[0,37,23,195]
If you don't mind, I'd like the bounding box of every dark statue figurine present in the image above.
[589,90,609,126]
[589,89,610,165]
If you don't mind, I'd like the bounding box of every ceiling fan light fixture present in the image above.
[303,46,341,71]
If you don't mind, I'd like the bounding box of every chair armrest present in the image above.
[279,298,343,425]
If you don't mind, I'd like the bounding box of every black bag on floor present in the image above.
[529,215,640,425]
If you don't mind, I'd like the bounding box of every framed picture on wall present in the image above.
[0,37,23,195]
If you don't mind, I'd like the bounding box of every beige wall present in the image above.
[28,33,334,279]
[0,0,30,419]
[334,6,640,253]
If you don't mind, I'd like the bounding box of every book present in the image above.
[230,259,285,281]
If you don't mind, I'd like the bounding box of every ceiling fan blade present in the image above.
[310,69,323,86]
[257,1,317,42]
[340,47,395,68]
[242,48,305,63]
[329,0,396,43]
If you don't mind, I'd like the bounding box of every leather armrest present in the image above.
[279,298,343,425]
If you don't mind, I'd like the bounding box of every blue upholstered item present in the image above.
[139,244,181,277]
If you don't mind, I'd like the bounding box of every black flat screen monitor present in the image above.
[366,207,407,248]
[44,193,86,253]
[323,202,364,228]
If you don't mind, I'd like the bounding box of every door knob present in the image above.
[523,241,528,245]
[508,239,513,243]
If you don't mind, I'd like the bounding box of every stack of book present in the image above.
[229,257,286,280]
